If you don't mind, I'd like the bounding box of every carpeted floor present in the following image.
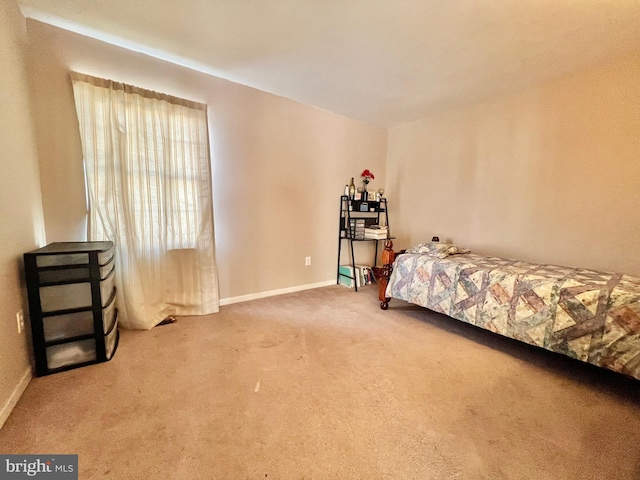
[1,284,639,479]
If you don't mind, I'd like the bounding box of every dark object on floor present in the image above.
[157,316,177,326]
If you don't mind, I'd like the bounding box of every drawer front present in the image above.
[40,283,92,312]
[39,273,114,312]
[103,298,117,332]
[37,260,113,284]
[39,267,91,284]
[43,297,117,342]
[43,310,94,342]
[99,246,114,266]
[100,261,115,280]
[105,316,119,360]
[34,245,113,269]
[46,339,96,370]
[36,253,89,268]
[100,269,116,306]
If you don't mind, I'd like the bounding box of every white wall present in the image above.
[26,20,388,302]
[386,52,640,276]
[0,0,46,428]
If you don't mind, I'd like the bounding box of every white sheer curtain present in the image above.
[71,73,219,329]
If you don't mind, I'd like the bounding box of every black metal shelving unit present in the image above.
[24,241,119,376]
[337,195,393,291]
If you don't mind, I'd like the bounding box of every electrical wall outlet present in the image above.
[16,310,24,334]
[305,256,311,266]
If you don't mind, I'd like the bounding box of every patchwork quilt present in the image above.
[386,253,640,380]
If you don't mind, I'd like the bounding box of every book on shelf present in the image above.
[364,225,388,239]
[364,232,388,239]
[355,264,376,286]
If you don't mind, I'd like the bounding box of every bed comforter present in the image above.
[386,252,640,380]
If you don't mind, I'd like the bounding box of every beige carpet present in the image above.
[2,284,639,479]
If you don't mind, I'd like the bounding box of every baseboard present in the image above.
[220,280,335,306]
[0,368,32,431]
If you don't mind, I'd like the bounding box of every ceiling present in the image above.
[19,0,640,128]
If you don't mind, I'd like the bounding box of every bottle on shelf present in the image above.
[348,178,356,199]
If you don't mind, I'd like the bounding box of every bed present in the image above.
[378,241,640,381]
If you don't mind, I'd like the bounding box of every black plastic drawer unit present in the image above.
[24,241,119,376]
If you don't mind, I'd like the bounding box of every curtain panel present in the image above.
[71,73,219,329]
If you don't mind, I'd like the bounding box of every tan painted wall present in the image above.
[26,20,387,301]
[386,53,640,276]
[0,0,46,423]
